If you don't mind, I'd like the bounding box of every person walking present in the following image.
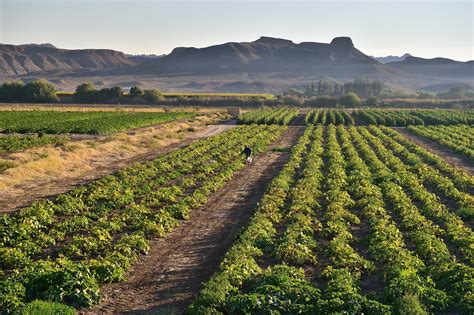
[243,145,252,163]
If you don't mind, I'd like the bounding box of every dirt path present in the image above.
[0,123,235,212]
[84,127,304,315]
[394,127,474,175]
[290,113,306,126]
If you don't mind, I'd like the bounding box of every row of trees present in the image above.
[73,83,163,103]
[0,80,58,103]
[278,93,375,108]
[295,78,384,98]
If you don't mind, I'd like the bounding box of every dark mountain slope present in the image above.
[386,56,473,78]
[0,44,137,76]
[132,36,384,77]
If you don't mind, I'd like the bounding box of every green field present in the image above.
[408,124,474,158]
[0,111,195,135]
[0,135,68,154]
[191,124,473,314]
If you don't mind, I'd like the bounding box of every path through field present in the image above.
[84,127,303,314]
[395,127,474,175]
[0,123,235,212]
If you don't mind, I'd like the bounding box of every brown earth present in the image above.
[83,127,303,315]
[0,114,233,212]
[395,127,474,175]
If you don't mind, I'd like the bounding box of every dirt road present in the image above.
[84,127,303,314]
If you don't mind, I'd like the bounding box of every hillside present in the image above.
[1,37,472,93]
[386,56,473,78]
[0,44,137,76]
[132,36,385,77]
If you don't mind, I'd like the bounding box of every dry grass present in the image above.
[0,113,227,196]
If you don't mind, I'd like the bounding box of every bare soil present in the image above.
[395,127,474,175]
[83,127,303,315]
[0,123,235,212]
[289,113,306,126]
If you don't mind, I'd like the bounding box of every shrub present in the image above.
[143,89,163,103]
[339,93,361,107]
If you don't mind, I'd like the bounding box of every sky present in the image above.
[1,0,473,61]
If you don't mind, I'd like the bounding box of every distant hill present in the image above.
[420,82,474,93]
[0,44,137,76]
[131,36,385,77]
[373,53,411,64]
[125,53,164,64]
[386,56,474,78]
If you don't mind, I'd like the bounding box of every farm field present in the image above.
[0,135,68,154]
[0,110,227,212]
[0,125,286,312]
[0,107,472,314]
[237,108,299,125]
[237,108,474,127]
[0,111,195,135]
[408,125,474,159]
[305,109,355,125]
[191,124,473,314]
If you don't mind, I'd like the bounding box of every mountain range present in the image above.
[1,37,472,93]
[373,53,412,64]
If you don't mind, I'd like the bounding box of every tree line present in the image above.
[73,83,163,103]
[294,78,384,98]
[0,80,58,103]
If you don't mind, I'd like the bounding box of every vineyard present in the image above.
[238,108,474,127]
[305,109,354,125]
[237,108,299,125]
[0,106,473,314]
[353,109,474,126]
[190,125,473,314]
[0,125,285,311]
[0,111,194,135]
[408,125,474,158]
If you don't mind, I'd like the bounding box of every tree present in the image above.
[129,86,143,98]
[317,79,332,96]
[143,89,163,103]
[0,80,25,102]
[339,93,361,107]
[73,82,97,103]
[100,86,123,100]
[366,96,379,107]
[23,80,58,103]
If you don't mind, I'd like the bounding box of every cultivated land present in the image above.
[0,108,472,314]
[0,111,229,211]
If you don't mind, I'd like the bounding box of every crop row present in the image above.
[0,135,68,154]
[241,108,473,127]
[237,108,298,125]
[0,125,286,311]
[0,111,195,135]
[408,125,474,158]
[354,109,474,126]
[353,109,424,126]
[190,125,473,314]
[305,109,354,125]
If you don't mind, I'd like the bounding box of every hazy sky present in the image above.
[1,0,473,60]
